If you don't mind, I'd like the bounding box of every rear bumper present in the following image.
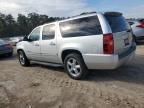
[83,45,136,70]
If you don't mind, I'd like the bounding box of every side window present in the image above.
[29,27,40,41]
[42,24,55,40]
[59,16,102,38]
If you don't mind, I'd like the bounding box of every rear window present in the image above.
[105,15,130,33]
[59,16,102,38]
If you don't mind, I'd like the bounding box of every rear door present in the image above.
[105,13,133,55]
[40,24,58,63]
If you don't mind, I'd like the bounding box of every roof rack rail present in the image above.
[71,11,96,18]
[104,12,122,16]
[57,11,97,21]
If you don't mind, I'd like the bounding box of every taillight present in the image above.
[136,22,144,28]
[103,33,114,54]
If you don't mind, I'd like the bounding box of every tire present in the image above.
[64,53,88,80]
[18,50,30,66]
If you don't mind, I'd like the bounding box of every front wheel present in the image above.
[18,50,30,66]
[64,53,88,80]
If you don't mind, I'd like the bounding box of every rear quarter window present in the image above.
[105,15,130,33]
[59,16,102,38]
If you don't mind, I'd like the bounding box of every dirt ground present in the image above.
[0,44,144,108]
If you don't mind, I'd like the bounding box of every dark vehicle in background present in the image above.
[0,39,13,57]
[128,19,144,42]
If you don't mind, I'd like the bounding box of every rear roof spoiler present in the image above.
[104,12,122,16]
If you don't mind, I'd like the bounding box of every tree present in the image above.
[0,13,7,37]
[0,12,65,38]
[17,14,29,35]
[27,13,40,30]
[39,15,49,25]
[2,14,17,37]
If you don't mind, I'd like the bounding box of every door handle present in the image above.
[34,43,40,46]
[50,42,56,46]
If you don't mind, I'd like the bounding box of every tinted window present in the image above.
[60,16,102,38]
[29,27,40,41]
[42,24,55,40]
[105,15,130,33]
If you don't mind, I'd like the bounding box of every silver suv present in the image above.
[17,12,136,80]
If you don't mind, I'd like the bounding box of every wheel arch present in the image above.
[61,49,83,63]
[17,49,28,58]
[17,49,24,54]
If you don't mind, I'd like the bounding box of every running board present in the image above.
[31,61,63,67]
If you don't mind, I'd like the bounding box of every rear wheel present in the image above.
[18,50,30,66]
[64,53,88,80]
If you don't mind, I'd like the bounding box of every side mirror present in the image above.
[23,36,28,41]
[23,36,32,42]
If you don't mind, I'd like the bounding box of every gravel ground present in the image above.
[0,44,144,108]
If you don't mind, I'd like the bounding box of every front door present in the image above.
[25,27,41,61]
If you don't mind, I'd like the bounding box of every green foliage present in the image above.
[0,12,63,38]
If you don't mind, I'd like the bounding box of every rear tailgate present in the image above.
[105,13,133,55]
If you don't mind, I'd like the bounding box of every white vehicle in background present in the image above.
[128,19,144,42]
[9,36,24,46]
[17,12,136,80]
